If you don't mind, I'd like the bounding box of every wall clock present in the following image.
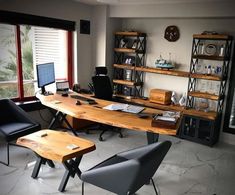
[164,25,180,42]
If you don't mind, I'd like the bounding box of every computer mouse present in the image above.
[62,93,68,97]
[137,113,150,118]
[76,100,81,105]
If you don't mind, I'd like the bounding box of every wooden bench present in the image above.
[17,129,96,192]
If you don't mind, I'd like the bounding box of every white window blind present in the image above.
[33,27,60,65]
[32,27,67,80]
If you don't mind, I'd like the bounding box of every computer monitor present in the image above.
[36,62,55,95]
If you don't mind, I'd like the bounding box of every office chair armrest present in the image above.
[117,142,162,160]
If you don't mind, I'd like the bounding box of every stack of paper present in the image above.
[103,103,145,114]
[153,111,180,124]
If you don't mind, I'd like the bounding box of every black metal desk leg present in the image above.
[48,110,78,136]
[48,111,61,129]
[60,113,78,136]
[147,132,159,144]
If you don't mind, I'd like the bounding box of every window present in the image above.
[0,24,18,99]
[0,24,73,101]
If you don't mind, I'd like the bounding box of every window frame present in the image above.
[0,11,75,102]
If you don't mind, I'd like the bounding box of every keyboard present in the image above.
[70,94,91,101]
[122,105,145,114]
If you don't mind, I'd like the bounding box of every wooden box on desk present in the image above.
[149,89,172,105]
[63,116,95,130]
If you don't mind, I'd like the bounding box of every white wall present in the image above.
[91,6,122,79]
[105,18,122,79]
[0,0,93,88]
[92,5,108,67]
[109,1,235,18]
[122,18,235,96]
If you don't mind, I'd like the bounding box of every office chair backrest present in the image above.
[92,66,113,100]
[95,66,108,75]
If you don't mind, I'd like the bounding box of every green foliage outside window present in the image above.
[0,25,34,98]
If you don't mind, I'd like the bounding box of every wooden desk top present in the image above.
[17,130,96,162]
[37,93,179,135]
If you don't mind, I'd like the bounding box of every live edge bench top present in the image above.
[16,130,96,163]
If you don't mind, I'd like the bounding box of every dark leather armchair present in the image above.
[81,141,172,195]
[0,99,41,166]
[91,67,123,141]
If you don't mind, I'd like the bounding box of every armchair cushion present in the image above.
[0,99,41,142]
[0,122,40,141]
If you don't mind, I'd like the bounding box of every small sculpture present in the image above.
[171,91,177,105]
[120,38,128,48]
[179,93,186,106]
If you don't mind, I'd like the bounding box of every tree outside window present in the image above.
[0,24,68,100]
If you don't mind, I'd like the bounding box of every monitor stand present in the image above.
[41,86,53,96]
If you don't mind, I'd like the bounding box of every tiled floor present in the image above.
[0,129,235,195]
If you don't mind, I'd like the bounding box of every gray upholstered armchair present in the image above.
[0,99,41,166]
[81,141,172,195]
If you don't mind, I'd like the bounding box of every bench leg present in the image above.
[58,156,82,192]
[47,160,55,168]
[31,156,55,178]
[31,157,46,178]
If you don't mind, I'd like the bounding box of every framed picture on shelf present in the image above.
[123,56,135,65]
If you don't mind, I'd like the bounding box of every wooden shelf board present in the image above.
[190,73,221,81]
[114,48,136,53]
[193,34,232,40]
[114,48,145,53]
[115,31,146,36]
[192,54,226,61]
[126,98,185,112]
[113,64,135,70]
[135,66,189,77]
[188,91,220,100]
[113,79,142,86]
[184,108,217,120]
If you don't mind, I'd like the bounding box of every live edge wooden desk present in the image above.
[17,130,95,192]
[36,93,179,143]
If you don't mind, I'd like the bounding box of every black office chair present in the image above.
[0,99,41,166]
[81,141,172,195]
[91,67,123,141]
[92,66,113,100]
